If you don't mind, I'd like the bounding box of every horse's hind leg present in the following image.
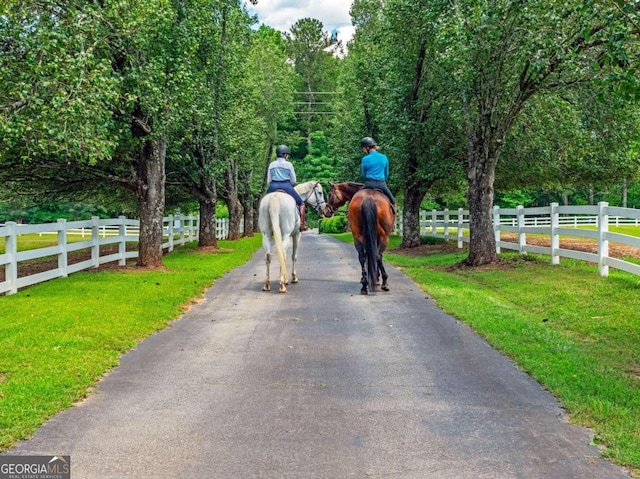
[355,241,368,295]
[263,253,271,291]
[290,232,300,283]
[379,257,389,291]
[278,263,288,293]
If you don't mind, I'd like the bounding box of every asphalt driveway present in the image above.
[5,232,632,478]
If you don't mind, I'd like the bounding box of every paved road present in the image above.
[6,232,632,478]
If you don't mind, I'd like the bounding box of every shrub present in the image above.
[320,215,347,234]
[420,236,448,245]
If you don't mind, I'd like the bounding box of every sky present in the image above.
[245,0,356,46]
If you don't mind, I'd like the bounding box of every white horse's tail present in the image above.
[270,198,288,283]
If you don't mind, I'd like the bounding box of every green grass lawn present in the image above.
[0,236,262,451]
[333,233,639,475]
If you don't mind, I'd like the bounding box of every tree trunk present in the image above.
[241,196,254,238]
[252,198,260,234]
[227,200,242,240]
[464,137,499,266]
[224,160,242,240]
[198,172,217,247]
[400,187,425,248]
[623,178,628,208]
[137,136,166,268]
[198,196,217,248]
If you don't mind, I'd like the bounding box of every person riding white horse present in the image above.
[258,181,326,293]
[266,144,308,231]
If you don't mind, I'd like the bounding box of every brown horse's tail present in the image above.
[361,197,379,293]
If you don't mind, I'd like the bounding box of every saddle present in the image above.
[362,186,386,194]
[361,186,396,215]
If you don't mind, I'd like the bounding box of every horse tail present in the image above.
[269,197,288,282]
[361,197,379,293]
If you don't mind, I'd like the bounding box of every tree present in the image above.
[284,18,340,149]
[0,0,196,267]
[166,1,254,247]
[438,0,640,265]
[336,0,466,247]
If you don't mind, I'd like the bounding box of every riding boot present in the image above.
[299,204,308,231]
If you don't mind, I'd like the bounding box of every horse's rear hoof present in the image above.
[381,284,390,291]
[263,284,270,291]
[279,286,287,293]
[360,289,368,295]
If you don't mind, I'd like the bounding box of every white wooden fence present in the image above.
[398,202,640,278]
[0,215,234,295]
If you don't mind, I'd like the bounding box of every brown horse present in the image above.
[324,182,396,294]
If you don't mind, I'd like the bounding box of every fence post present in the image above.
[177,214,184,246]
[443,209,450,240]
[550,203,560,265]
[457,208,464,248]
[5,222,17,295]
[431,210,437,237]
[167,215,174,252]
[193,215,199,242]
[91,216,100,268]
[188,215,194,243]
[517,205,526,254]
[493,205,501,254]
[118,216,126,266]
[598,202,609,277]
[57,219,68,278]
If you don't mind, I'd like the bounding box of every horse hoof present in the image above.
[382,284,390,291]
[291,276,298,283]
[279,286,287,293]
[263,285,270,291]
[360,290,368,295]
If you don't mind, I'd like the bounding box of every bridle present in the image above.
[306,181,327,216]
[323,188,344,218]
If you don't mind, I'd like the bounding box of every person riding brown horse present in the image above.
[324,181,396,294]
[359,137,397,215]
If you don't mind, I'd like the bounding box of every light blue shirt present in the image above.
[267,157,297,184]
[361,150,389,181]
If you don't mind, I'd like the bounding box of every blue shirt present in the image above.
[267,156,297,184]
[361,150,389,181]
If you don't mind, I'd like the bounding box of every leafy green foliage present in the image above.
[319,215,347,234]
[296,131,340,184]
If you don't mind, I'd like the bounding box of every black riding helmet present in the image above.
[276,144,291,157]
[360,137,377,148]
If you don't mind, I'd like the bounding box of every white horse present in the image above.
[258,181,326,293]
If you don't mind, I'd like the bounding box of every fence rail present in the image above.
[402,202,640,278]
[0,214,237,295]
